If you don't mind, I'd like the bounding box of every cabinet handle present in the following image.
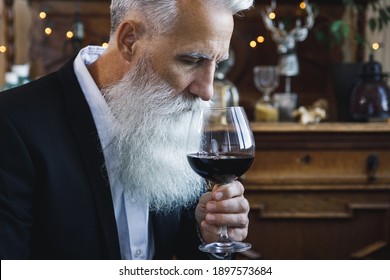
[366,154,379,182]
[300,154,312,164]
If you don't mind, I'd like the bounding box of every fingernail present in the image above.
[206,214,216,223]
[214,192,223,200]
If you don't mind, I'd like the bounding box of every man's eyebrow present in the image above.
[180,52,212,61]
[180,52,230,64]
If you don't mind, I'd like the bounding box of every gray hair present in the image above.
[110,0,254,35]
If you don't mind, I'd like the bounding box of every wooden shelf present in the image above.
[251,122,390,133]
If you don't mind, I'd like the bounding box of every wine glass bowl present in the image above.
[253,65,279,100]
[186,107,255,253]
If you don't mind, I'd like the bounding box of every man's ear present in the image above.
[116,21,141,61]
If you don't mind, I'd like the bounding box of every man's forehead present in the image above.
[171,13,232,59]
[172,0,233,36]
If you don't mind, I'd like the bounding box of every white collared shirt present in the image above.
[73,46,154,259]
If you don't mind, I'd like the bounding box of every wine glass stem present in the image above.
[285,76,291,93]
[263,91,271,102]
[219,225,230,242]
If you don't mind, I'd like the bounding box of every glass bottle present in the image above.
[350,54,390,122]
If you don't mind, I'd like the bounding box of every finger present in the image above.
[206,196,249,213]
[195,192,213,224]
[200,220,222,235]
[199,221,223,242]
[227,227,248,242]
[205,212,249,229]
[200,220,249,242]
[212,181,244,201]
[199,191,212,207]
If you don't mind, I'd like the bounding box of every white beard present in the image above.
[101,56,211,213]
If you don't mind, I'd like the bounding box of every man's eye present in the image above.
[182,59,205,67]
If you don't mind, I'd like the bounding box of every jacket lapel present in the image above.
[57,59,121,259]
[151,211,180,259]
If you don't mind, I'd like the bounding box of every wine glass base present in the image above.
[199,241,251,254]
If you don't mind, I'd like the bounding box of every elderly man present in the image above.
[0,0,253,259]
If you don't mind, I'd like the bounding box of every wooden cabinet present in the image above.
[242,122,390,259]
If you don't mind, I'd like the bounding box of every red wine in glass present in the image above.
[187,153,254,184]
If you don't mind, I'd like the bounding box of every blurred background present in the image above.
[1,0,389,121]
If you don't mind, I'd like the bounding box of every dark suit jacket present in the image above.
[0,59,208,260]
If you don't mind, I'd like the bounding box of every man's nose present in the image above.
[188,66,215,101]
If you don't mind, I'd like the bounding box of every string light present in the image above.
[39,11,47,19]
[66,31,74,39]
[35,6,108,50]
[249,35,266,49]
[257,36,265,43]
[269,12,276,20]
[0,45,6,53]
[44,27,52,36]
[299,1,307,10]
[372,42,381,50]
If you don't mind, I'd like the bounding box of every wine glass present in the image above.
[253,65,279,100]
[253,66,280,121]
[186,106,255,253]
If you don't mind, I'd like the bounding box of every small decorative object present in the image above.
[273,92,298,122]
[293,98,328,125]
[253,65,280,122]
[350,54,390,122]
[261,0,315,94]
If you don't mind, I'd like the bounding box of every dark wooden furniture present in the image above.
[242,122,390,259]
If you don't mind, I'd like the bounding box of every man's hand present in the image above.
[195,180,250,243]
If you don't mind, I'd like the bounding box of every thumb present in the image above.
[195,191,212,224]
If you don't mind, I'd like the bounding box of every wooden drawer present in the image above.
[245,150,390,185]
[240,123,390,259]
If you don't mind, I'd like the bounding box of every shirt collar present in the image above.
[73,46,114,150]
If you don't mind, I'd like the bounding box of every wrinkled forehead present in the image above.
[167,0,234,57]
[174,0,233,33]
